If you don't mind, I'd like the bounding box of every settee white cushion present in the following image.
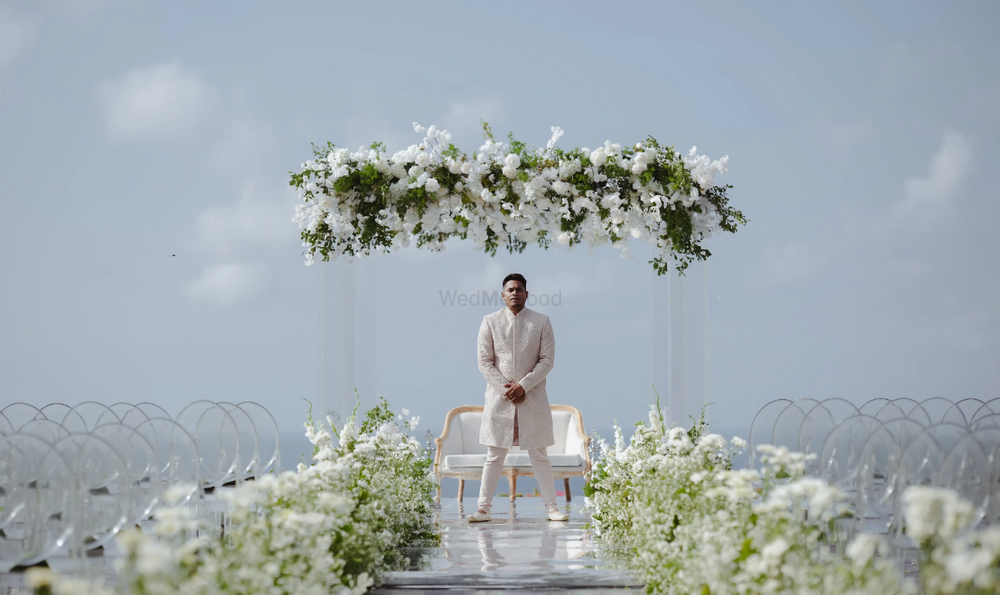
[444,453,584,469]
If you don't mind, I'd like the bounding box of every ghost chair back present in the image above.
[135,402,172,421]
[798,398,860,476]
[858,398,892,417]
[0,434,74,572]
[91,424,163,523]
[238,401,282,476]
[219,402,259,482]
[133,418,202,507]
[919,397,968,426]
[176,400,241,491]
[969,399,1000,425]
[747,399,791,469]
[62,401,117,435]
[38,403,72,424]
[0,403,43,433]
[939,430,998,527]
[15,419,69,445]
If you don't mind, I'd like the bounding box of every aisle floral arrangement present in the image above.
[291,123,745,274]
[585,401,1000,595]
[28,398,436,595]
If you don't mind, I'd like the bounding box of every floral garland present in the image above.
[291,123,745,274]
[585,401,1000,594]
[28,399,436,595]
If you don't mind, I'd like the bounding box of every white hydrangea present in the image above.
[293,125,739,274]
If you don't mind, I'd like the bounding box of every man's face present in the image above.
[502,280,527,310]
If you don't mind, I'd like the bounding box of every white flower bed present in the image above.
[585,403,1000,594]
[290,124,745,274]
[28,398,436,595]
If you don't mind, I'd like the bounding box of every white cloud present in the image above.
[193,187,294,258]
[97,62,213,138]
[186,186,296,305]
[760,242,823,287]
[185,262,265,306]
[0,6,36,67]
[893,130,973,225]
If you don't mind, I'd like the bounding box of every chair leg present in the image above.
[458,479,464,503]
[564,478,572,502]
[509,473,518,502]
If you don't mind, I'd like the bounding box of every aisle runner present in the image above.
[374,498,643,593]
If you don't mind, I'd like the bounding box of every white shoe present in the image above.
[547,510,569,522]
[467,510,492,523]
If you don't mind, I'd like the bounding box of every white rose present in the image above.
[590,148,606,167]
[424,178,440,193]
[415,152,431,167]
[504,153,521,169]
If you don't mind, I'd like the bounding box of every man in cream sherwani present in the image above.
[467,273,569,522]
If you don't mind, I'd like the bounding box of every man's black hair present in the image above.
[502,273,527,289]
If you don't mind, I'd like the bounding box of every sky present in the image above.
[1,1,999,472]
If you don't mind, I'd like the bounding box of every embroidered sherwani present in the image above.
[477,307,555,449]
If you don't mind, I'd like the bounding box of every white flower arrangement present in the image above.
[32,398,436,595]
[585,401,1000,595]
[903,486,1000,594]
[290,123,745,274]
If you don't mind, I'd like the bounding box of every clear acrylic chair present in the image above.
[0,435,74,571]
[133,418,201,507]
[62,401,117,434]
[51,434,130,553]
[15,419,69,445]
[238,401,282,476]
[747,399,792,469]
[219,402,260,482]
[0,403,44,432]
[919,397,968,425]
[91,424,164,523]
[858,398,892,417]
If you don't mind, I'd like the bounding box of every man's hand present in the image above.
[503,382,526,404]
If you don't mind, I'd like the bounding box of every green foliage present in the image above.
[292,125,746,275]
[359,395,395,435]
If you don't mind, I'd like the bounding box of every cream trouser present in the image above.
[477,446,558,512]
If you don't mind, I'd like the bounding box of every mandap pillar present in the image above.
[318,255,379,429]
[652,256,709,429]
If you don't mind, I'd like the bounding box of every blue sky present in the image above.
[2,1,999,468]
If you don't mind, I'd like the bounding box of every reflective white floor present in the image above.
[0,497,642,593]
[374,497,642,592]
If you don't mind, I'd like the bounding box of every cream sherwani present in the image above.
[477,307,555,449]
